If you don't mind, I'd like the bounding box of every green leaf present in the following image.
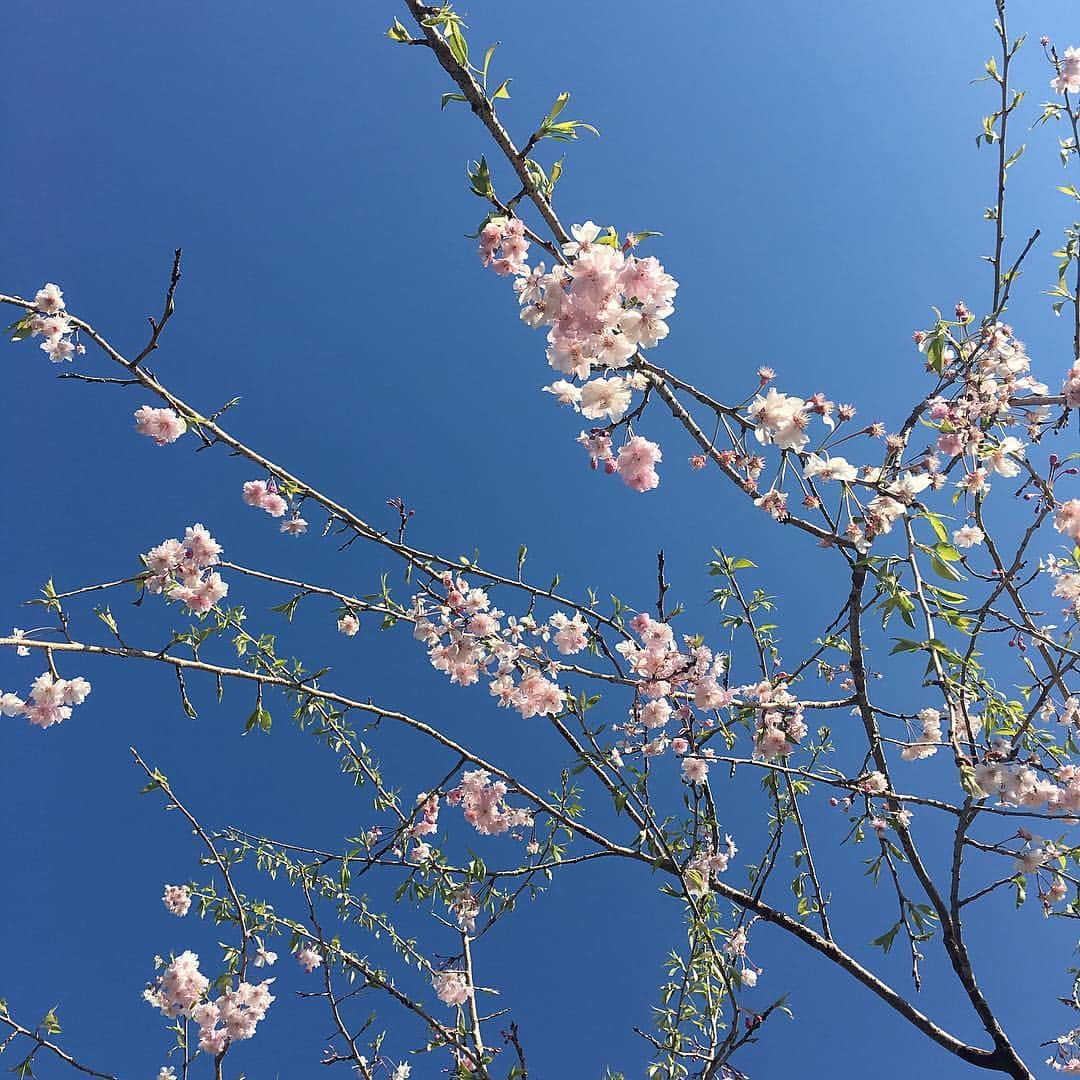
[929,554,964,582]
[441,92,468,111]
[491,77,512,101]
[922,511,949,544]
[385,17,411,43]
[1003,143,1026,170]
[245,707,272,734]
[466,155,494,198]
[445,22,468,66]
[1011,872,1027,908]
[481,41,498,81]
[7,315,34,342]
[547,91,570,122]
[871,922,901,953]
[890,638,923,655]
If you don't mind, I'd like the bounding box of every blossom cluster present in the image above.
[297,945,323,973]
[447,769,533,837]
[432,969,472,1007]
[145,951,274,1053]
[1052,46,1080,95]
[243,479,308,535]
[970,758,1080,812]
[134,405,186,445]
[144,951,210,1017]
[142,524,228,613]
[724,924,763,987]
[411,791,440,838]
[1,672,91,729]
[480,218,678,491]
[684,835,738,900]
[27,283,83,362]
[725,319,1066,554]
[162,883,192,917]
[900,708,943,761]
[192,979,275,1053]
[411,571,567,719]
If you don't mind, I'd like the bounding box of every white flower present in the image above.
[579,377,632,421]
[803,453,857,483]
[952,525,984,549]
[562,220,603,257]
[254,944,278,967]
[887,471,932,503]
[985,436,1025,478]
[542,379,582,408]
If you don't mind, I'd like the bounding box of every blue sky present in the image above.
[4,0,1080,1076]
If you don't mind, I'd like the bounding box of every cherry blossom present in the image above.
[144,951,209,1018]
[134,405,186,446]
[297,945,323,973]
[2,672,92,729]
[1052,46,1080,94]
[432,970,472,1007]
[162,883,191,917]
[142,524,228,614]
[448,769,533,836]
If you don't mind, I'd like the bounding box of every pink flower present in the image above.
[243,480,270,506]
[193,980,274,1049]
[543,379,582,408]
[1052,47,1080,94]
[9,672,92,729]
[338,613,360,636]
[952,524,984,549]
[510,671,564,718]
[143,526,228,614]
[682,756,710,785]
[297,945,323,973]
[162,884,192,917]
[1056,499,1080,542]
[145,951,209,1017]
[580,377,632,421]
[262,493,288,517]
[1064,365,1080,409]
[616,436,662,492]
[549,612,588,655]
[40,336,74,362]
[34,283,64,313]
[183,523,222,567]
[280,514,308,535]
[433,970,472,1007]
[451,768,533,836]
[242,479,289,517]
[134,405,186,445]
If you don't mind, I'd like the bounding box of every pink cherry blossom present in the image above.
[34,282,64,313]
[1052,47,1080,94]
[433,970,472,1007]
[616,436,662,492]
[134,405,186,445]
[162,883,191,917]
[297,945,323,973]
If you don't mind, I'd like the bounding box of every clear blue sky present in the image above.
[3,1,1080,1076]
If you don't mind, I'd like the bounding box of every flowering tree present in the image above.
[9,2,1080,1078]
